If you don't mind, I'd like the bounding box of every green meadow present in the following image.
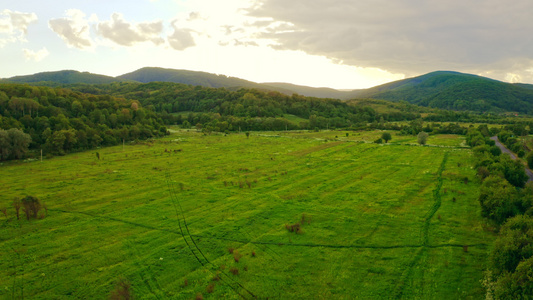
[1,130,493,299]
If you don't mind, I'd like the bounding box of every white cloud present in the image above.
[0,9,38,47]
[49,9,94,49]
[168,21,195,50]
[96,13,164,46]
[248,0,533,82]
[23,47,49,62]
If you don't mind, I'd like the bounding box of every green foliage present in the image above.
[1,70,122,85]
[478,176,522,224]
[0,83,167,158]
[493,257,533,299]
[527,151,533,169]
[357,71,533,113]
[417,132,428,145]
[490,215,533,275]
[0,128,31,160]
[500,155,528,188]
[381,132,392,143]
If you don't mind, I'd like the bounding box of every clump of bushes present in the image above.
[285,213,312,234]
[109,278,132,300]
[10,196,46,221]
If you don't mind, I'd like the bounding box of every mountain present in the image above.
[1,70,123,85]
[356,71,533,113]
[4,68,533,114]
[119,67,257,89]
[262,82,360,99]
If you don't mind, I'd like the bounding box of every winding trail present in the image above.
[491,136,533,181]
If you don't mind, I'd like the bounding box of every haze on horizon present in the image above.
[2,0,533,90]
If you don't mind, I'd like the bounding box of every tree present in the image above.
[381,132,392,143]
[21,195,42,220]
[0,128,31,160]
[417,131,429,145]
[500,155,528,188]
[479,176,521,224]
[493,256,533,299]
[490,215,533,275]
[527,151,533,169]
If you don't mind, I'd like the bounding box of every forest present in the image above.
[0,84,168,159]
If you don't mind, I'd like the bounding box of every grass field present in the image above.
[0,130,493,299]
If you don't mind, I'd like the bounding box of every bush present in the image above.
[21,196,42,220]
[490,215,533,275]
[109,278,132,300]
[417,132,429,145]
[527,151,533,169]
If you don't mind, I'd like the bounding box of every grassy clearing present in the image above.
[0,130,492,299]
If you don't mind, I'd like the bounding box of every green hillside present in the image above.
[1,70,124,85]
[358,71,533,113]
[118,67,285,92]
[262,82,358,99]
[5,68,533,114]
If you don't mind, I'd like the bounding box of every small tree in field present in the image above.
[417,132,429,145]
[21,196,41,220]
[381,132,392,143]
[12,197,21,220]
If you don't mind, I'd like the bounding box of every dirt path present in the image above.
[491,136,533,182]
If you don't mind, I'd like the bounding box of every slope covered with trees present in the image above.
[357,71,533,113]
[0,84,167,160]
[70,81,420,132]
[1,70,124,85]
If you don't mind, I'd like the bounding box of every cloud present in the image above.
[96,13,164,46]
[23,47,49,62]
[0,9,38,46]
[248,0,533,81]
[49,9,94,49]
[168,21,195,50]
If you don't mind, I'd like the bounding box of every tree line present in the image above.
[467,126,533,298]
[0,84,168,160]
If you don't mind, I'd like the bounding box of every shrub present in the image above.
[12,197,21,220]
[109,278,132,300]
[206,283,215,293]
[233,251,242,262]
[285,223,302,234]
[417,132,429,145]
[381,132,392,143]
[21,196,42,220]
[229,267,239,275]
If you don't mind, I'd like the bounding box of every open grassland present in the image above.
[1,130,493,299]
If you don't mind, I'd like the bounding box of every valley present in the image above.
[1,130,493,298]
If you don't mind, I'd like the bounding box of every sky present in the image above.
[2,0,533,89]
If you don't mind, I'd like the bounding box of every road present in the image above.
[491,136,533,182]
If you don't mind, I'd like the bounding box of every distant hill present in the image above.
[356,71,533,113]
[1,70,123,85]
[120,67,255,89]
[4,68,533,114]
[262,82,360,99]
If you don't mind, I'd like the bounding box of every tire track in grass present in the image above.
[393,152,448,299]
[166,174,258,299]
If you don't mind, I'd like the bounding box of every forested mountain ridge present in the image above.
[0,83,168,159]
[1,70,124,85]
[356,71,533,113]
[4,68,533,114]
